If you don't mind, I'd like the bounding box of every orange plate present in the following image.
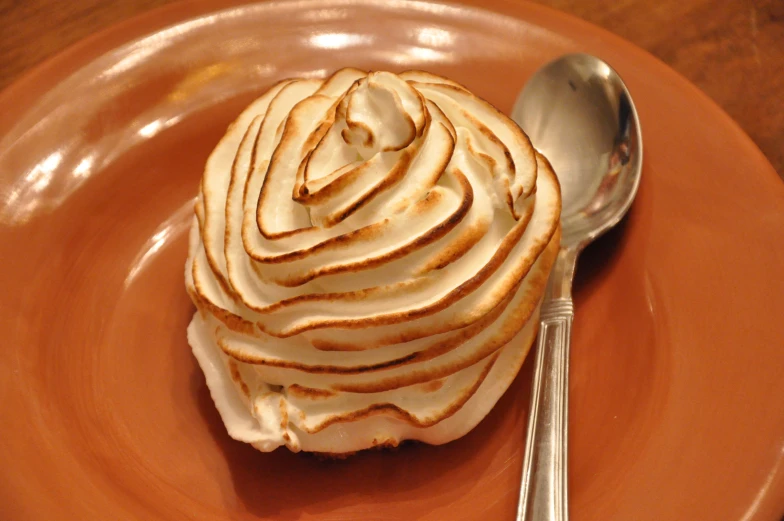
[1,1,783,520]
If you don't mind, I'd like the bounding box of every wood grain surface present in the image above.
[1,0,782,176]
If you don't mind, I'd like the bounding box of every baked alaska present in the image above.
[185,68,561,455]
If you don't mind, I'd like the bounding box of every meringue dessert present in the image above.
[185,68,561,455]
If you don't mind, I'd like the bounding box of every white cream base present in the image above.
[188,306,540,455]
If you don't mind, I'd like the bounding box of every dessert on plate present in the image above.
[185,68,562,455]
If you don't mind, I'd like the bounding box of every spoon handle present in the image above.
[516,297,573,521]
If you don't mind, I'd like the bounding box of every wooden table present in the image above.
[1,0,782,177]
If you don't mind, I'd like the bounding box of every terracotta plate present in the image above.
[1,1,783,519]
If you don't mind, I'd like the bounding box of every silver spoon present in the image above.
[510,54,643,521]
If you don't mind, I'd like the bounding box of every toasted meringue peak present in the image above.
[186,68,561,454]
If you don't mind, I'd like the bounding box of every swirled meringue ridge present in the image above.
[185,68,561,454]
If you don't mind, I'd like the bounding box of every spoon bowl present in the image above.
[512,53,642,249]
